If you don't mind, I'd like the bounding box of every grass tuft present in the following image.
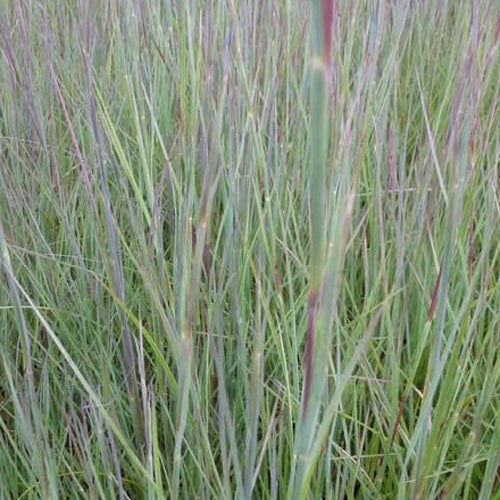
[0,0,498,498]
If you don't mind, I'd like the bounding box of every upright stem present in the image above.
[309,5,329,295]
[290,1,333,498]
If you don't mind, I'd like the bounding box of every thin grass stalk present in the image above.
[290,0,333,497]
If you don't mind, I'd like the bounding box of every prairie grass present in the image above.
[0,0,498,498]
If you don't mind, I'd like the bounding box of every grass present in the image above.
[0,0,498,498]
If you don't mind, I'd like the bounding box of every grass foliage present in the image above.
[0,0,498,498]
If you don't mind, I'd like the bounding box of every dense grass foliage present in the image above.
[0,1,498,498]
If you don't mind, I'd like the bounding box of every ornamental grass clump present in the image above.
[0,1,498,498]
